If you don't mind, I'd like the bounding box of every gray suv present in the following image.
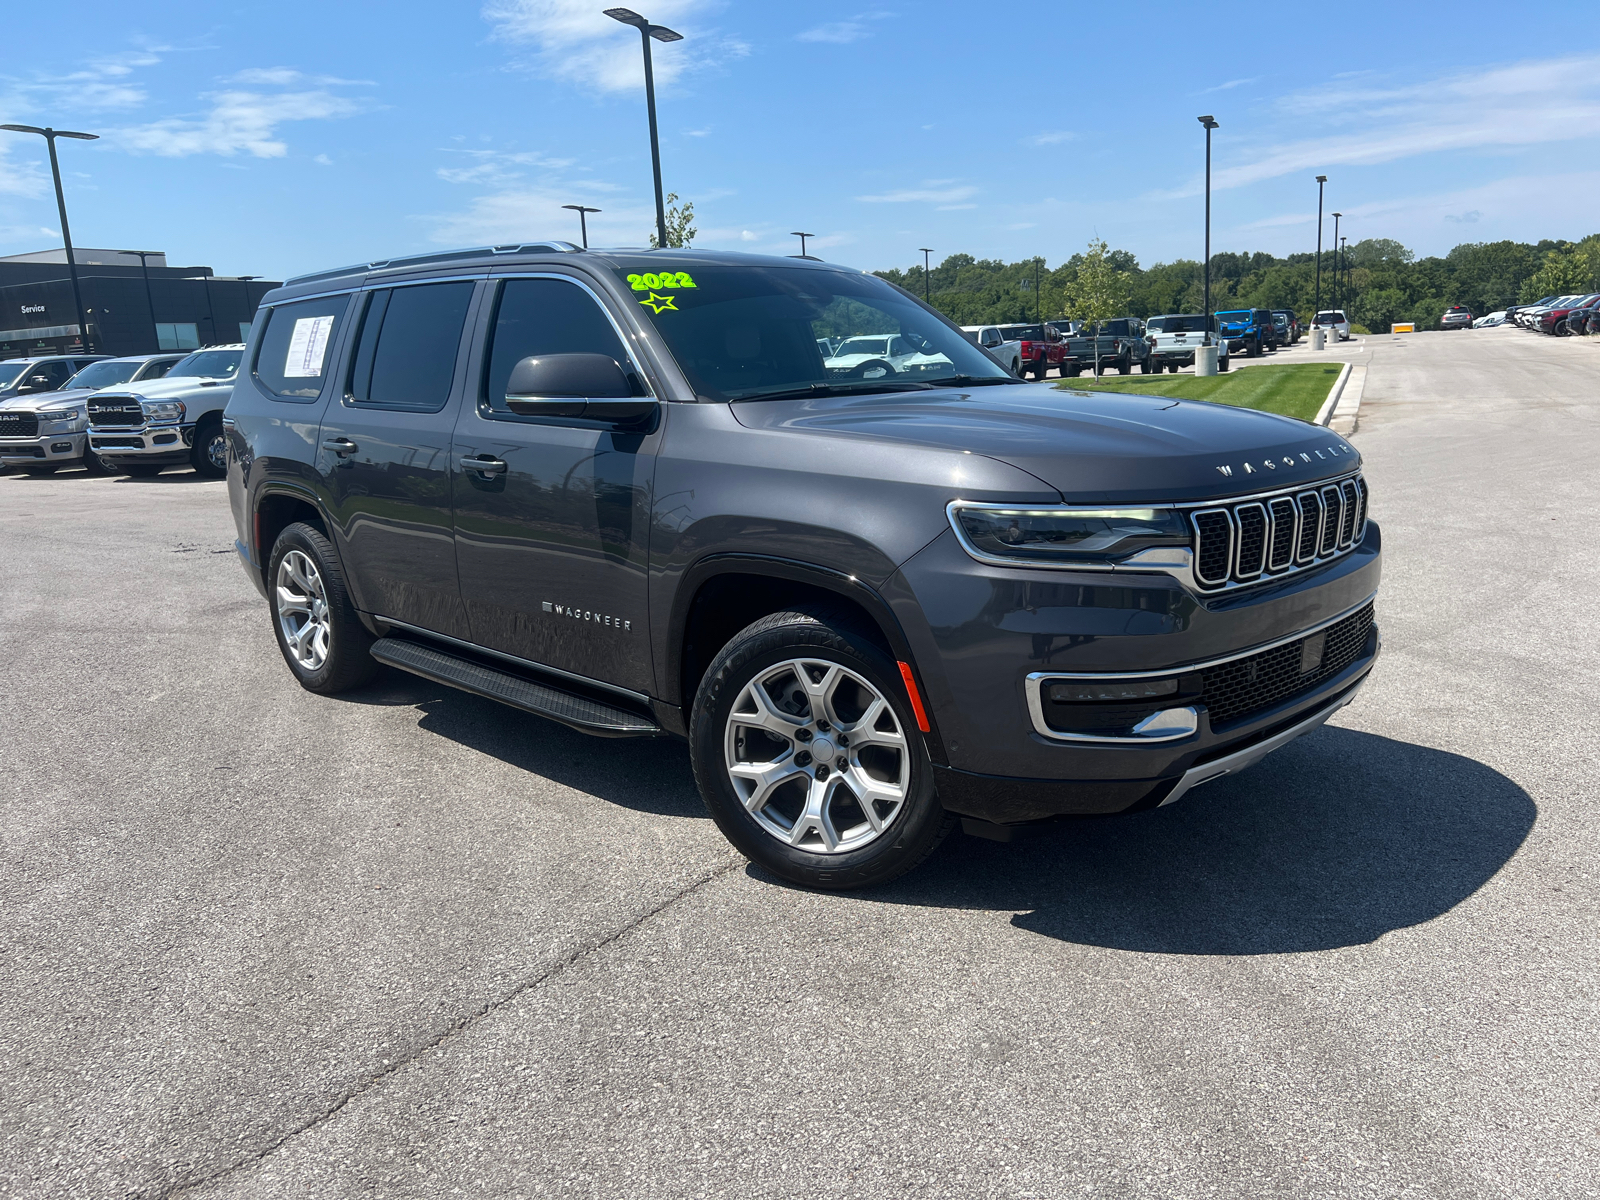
[225,245,1381,889]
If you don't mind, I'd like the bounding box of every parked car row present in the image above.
[1517,293,1600,335]
[0,346,243,477]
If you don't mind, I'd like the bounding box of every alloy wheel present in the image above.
[275,550,332,671]
[723,657,910,854]
[205,431,228,471]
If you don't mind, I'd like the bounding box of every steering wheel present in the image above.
[838,358,897,382]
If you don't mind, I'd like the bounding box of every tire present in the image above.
[122,463,165,477]
[689,608,953,890]
[1116,356,1131,376]
[190,416,228,478]
[1218,356,1230,372]
[1009,357,1021,375]
[80,448,115,476]
[1169,363,1180,374]
[1064,364,1081,378]
[1140,358,1157,374]
[267,521,378,695]
[1248,338,1262,358]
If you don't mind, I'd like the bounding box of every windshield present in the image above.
[167,349,242,379]
[1003,325,1045,341]
[1149,315,1213,334]
[613,265,1010,400]
[64,360,139,390]
[1215,311,1250,324]
[0,361,33,387]
[1315,311,1346,322]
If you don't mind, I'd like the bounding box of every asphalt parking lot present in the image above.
[3,327,1597,1199]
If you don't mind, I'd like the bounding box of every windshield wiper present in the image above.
[728,381,938,403]
[915,374,1022,387]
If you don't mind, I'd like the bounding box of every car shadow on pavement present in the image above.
[869,727,1535,955]
[334,667,706,820]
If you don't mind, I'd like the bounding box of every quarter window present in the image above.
[482,278,634,411]
[253,296,350,400]
[347,282,476,411]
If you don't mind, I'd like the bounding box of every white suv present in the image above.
[1312,310,1351,341]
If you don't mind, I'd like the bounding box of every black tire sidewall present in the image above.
[267,522,377,694]
[191,417,227,478]
[690,612,949,890]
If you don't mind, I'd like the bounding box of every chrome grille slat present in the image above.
[1192,472,1367,592]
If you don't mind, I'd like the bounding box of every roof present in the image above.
[270,243,864,302]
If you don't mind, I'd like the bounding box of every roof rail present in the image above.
[283,241,580,287]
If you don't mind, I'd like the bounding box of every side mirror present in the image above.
[503,353,657,429]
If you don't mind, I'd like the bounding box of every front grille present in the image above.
[1191,472,1367,591]
[1201,603,1375,727]
[87,398,144,428]
[0,412,39,438]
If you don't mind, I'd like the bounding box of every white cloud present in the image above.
[313,153,333,166]
[1445,210,1481,224]
[683,127,711,137]
[0,143,49,198]
[230,67,374,87]
[1203,77,1258,93]
[427,185,657,247]
[435,147,577,186]
[482,0,747,93]
[1172,53,1600,197]
[115,84,367,158]
[857,183,978,204]
[740,229,758,241]
[1026,130,1075,146]
[798,21,869,43]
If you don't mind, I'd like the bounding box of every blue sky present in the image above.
[2,1,1597,282]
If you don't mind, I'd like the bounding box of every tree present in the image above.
[1063,239,1131,378]
[647,192,697,249]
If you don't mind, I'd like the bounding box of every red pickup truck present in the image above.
[997,323,1067,380]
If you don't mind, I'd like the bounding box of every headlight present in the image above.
[951,504,1191,566]
[38,407,85,425]
[143,400,185,423]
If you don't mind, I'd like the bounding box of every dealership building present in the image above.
[0,248,279,359]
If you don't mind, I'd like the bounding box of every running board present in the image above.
[370,636,662,738]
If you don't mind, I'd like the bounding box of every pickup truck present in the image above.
[961,325,1022,375]
[995,323,1066,380]
[1215,308,1278,357]
[1060,318,1151,377]
[1145,314,1230,374]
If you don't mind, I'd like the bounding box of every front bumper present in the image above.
[885,520,1383,823]
[88,422,194,464]
[0,431,86,464]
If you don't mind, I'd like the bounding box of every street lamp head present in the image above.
[57,130,99,140]
[1316,174,1327,183]
[563,204,602,214]
[0,123,47,135]
[604,7,647,26]
[1332,211,1342,218]
[648,25,683,41]
[1198,115,1218,129]
[791,231,814,238]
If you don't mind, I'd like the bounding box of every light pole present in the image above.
[791,231,815,257]
[919,248,933,302]
[1331,213,1342,313]
[562,204,602,248]
[2,123,99,352]
[1034,257,1042,323]
[1198,115,1220,372]
[1314,175,1327,317]
[604,8,682,251]
[123,249,162,348]
[1340,235,1349,313]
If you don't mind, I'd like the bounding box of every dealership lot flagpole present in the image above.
[2,123,99,352]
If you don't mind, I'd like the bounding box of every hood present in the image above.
[730,383,1360,504]
[110,375,235,401]
[0,385,98,411]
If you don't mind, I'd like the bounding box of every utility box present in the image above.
[1392,322,1415,334]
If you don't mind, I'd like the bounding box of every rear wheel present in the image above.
[267,522,377,694]
[690,609,952,890]
[1116,355,1131,376]
[1064,364,1081,378]
[1218,355,1230,372]
[80,448,115,476]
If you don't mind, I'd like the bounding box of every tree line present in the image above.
[873,234,1600,332]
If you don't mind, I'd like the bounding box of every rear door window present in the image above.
[254,296,351,400]
[481,277,634,412]
[348,282,477,411]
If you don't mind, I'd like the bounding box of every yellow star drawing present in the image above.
[639,291,678,314]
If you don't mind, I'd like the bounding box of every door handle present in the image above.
[459,455,507,475]
[322,437,359,457]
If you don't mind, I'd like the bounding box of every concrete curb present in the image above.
[1329,364,1366,435]
[1314,361,1352,426]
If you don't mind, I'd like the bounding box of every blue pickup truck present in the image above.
[1214,308,1279,358]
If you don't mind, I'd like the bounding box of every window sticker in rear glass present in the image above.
[283,315,335,377]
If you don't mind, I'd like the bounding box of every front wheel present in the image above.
[690,609,953,890]
[191,417,228,478]
[1218,355,1231,372]
[1116,355,1131,376]
[1140,358,1158,374]
[80,448,115,476]
[267,522,378,694]
[1064,364,1081,378]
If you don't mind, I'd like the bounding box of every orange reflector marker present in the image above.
[897,660,931,733]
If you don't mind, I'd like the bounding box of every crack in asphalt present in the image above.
[157,857,742,1200]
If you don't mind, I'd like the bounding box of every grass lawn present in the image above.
[1056,362,1343,422]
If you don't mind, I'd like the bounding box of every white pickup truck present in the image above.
[959,326,1022,374]
[1144,314,1230,374]
[86,345,244,478]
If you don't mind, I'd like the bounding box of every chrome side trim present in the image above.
[1024,591,1376,683]
[372,616,651,706]
[1158,673,1370,806]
